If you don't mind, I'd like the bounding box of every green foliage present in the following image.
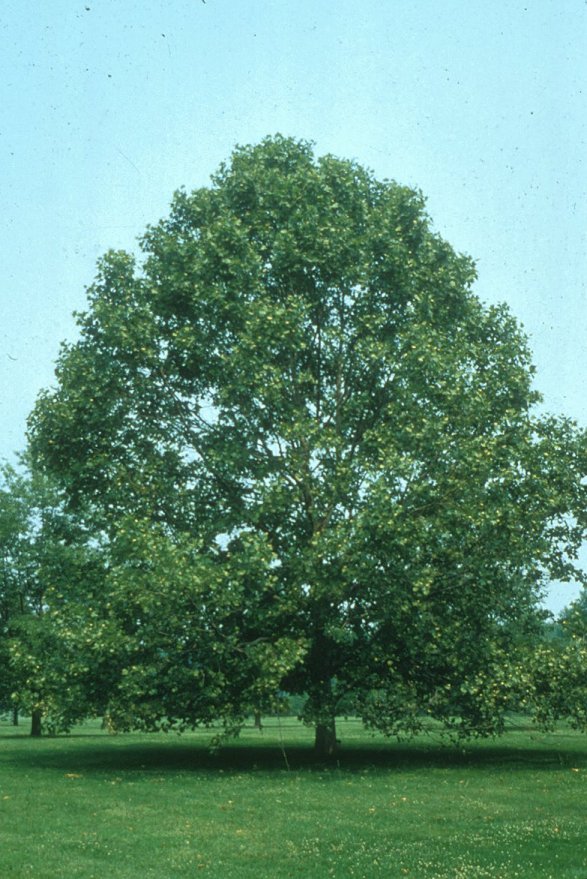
[28,135,587,743]
[0,463,110,732]
[0,467,24,709]
[96,520,306,732]
[523,591,587,730]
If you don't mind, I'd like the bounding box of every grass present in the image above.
[1,716,587,878]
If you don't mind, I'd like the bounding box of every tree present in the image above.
[560,589,587,629]
[0,465,29,722]
[520,591,587,730]
[29,135,586,755]
[0,462,110,735]
[0,463,49,731]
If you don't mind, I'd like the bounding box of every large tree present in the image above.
[29,136,586,754]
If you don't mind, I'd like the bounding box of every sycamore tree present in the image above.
[29,136,586,754]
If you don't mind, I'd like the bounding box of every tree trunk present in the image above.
[30,709,42,738]
[254,711,263,730]
[314,717,338,758]
[12,706,19,726]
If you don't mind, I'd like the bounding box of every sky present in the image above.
[1,0,585,612]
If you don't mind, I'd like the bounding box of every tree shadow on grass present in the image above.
[3,734,586,776]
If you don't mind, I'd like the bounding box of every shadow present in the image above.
[3,735,586,776]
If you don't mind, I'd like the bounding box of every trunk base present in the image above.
[30,709,42,738]
[314,720,338,758]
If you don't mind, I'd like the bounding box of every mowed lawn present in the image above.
[1,717,586,879]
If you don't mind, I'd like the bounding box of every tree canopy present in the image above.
[28,135,587,753]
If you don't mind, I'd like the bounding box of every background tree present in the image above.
[0,465,29,723]
[29,136,587,754]
[0,462,110,735]
[522,591,587,731]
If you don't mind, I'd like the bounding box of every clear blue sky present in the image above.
[1,0,585,611]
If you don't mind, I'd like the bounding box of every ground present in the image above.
[1,716,586,878]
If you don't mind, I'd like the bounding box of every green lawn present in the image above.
[1,716,586,878]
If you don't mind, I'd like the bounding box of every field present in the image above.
[1,716,586,879]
